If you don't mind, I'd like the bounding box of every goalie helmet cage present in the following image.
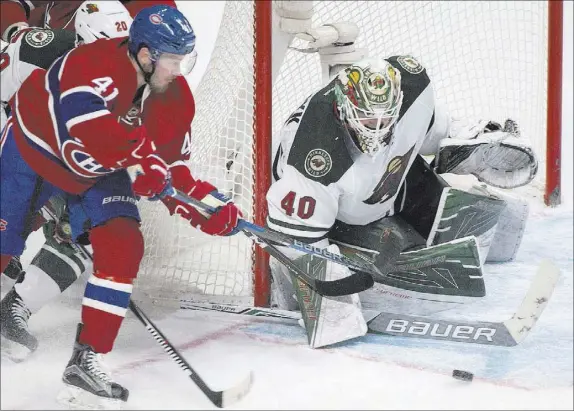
[135,1,563,308]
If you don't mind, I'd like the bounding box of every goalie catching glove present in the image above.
[161,164,242,236]
[436,119,538,189]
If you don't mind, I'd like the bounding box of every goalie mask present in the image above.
[335,59,403,155]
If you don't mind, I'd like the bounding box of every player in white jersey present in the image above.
[0,27,75,129]
[0,0,133,356]
[268,56,538,348]
[0,0,132,130]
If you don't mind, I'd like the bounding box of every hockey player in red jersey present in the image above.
[0,1,134,130]
[0,1,212,372]
[0,5,242,404]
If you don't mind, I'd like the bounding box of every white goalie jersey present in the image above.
[267,55,449,242]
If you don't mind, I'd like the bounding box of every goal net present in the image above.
[135,1,563,307]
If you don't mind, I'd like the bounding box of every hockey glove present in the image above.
[131,155,170,198]
[161,164,242,236]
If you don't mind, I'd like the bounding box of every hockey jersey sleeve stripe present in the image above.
[267,216,332,240]
[267,216,331,233]
[60,85,104,100]
[60,89,109,129]
[65,109,109,130]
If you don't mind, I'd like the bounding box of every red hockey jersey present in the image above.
[11,37,194,194]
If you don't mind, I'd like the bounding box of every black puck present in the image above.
[452,369,474,382]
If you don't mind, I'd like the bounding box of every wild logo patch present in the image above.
[25,29,55,48]
[365,72,391,104]
[305,149,332,178]
[397,55,424,74]
[85,3,99,13]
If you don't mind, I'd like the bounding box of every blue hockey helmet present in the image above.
[128,5,196,75]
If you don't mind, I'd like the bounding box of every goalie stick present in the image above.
[368,260,560,346]
[178,260,560,347]
[76,245,253,408]
[165,187,377,297]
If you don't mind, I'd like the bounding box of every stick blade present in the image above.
[503,259,561,345]
[315,271,374,297]
[218,371,254,408]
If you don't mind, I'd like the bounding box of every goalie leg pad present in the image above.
[423,183,507,265]
[465,184,529,263]
[290,244,366,348]
[269,256,299,311]
[329,216,419,278]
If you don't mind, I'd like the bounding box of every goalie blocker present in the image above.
[272,155,530,348]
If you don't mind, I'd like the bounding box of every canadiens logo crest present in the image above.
[119,107,142,126]
[61,140,116,178]
[25,29,55,48]
[149,14,163,25]
[304,149,332,178]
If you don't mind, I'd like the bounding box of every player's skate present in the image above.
[1,256,24,298]
[58,324,129,410]
[0,287,38,362]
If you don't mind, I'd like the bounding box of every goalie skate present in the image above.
[0,288,38,362]
[58,324,128,410]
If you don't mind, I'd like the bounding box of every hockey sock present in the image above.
[79,217,143,353]
[80,271,133,353]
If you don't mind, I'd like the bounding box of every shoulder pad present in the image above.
[286,81,354,186]
[387,55,431,119]
[20,28,75,69]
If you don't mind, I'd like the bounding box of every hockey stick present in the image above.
[368,260,560,346]
[128,300,253,408]
[180,300,302,321]
[77,245,253,407]
[182,260,560,347]
[179,300,381,324]
[166,187,377,297]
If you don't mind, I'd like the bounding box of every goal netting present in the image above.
[135,1,562,307]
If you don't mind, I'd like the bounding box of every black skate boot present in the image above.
[0,287,38,361]
[1,256,25,298]
[59,324,129,409]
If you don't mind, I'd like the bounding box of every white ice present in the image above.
[1,1,573,409]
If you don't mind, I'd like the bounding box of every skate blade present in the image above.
[57,385,124,410]
[0,334,34,363]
